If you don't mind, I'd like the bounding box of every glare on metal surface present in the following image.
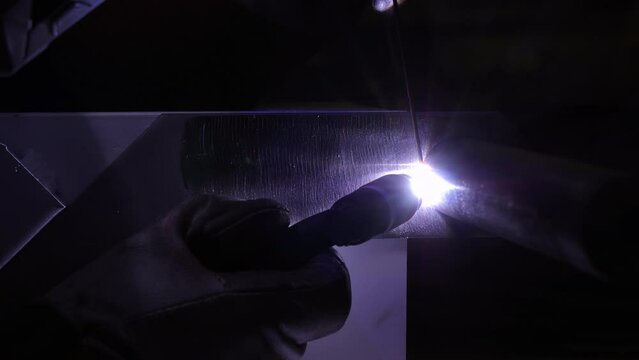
[391,162,457,207]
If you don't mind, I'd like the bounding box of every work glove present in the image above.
[21,195,350,359]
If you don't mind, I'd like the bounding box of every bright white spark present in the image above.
[391,162,457,207]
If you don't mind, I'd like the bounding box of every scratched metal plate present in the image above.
[0,111,499,313]
[181,111,452,237]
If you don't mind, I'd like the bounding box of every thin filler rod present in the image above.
[391,0,424,162]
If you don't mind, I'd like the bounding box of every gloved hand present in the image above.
[32,195,350,359]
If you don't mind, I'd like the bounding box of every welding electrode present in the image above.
[264,174,421,269]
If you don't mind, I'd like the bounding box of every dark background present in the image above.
[1,1,637,171]
[2,0,639,358]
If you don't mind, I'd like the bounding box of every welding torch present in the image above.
[189,174,422,271]
[265,174,421,268]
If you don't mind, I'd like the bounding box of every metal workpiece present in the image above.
[181,111,455,238]
[0,111,474,308]
[427,139,638,280]
[1,0,105,76]
[0,144,63,269]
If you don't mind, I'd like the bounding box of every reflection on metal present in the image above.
[181,112,453,238]
[427,139,638,280]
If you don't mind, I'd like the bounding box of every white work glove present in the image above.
[26,195,350,359]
